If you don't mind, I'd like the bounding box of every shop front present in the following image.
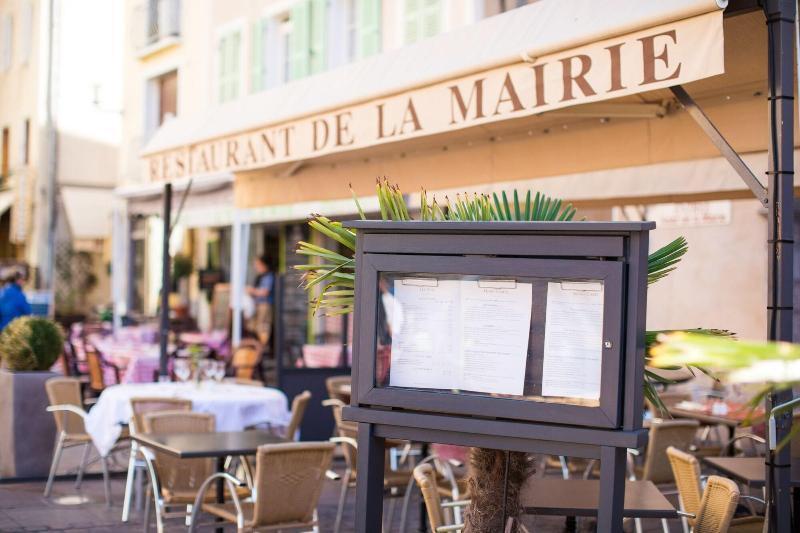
[131,0,798,505]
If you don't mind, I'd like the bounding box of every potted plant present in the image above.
[296,179,726,531]
[0,316,65,479]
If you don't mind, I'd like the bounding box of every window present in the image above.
[0,14,13,72]
[357,0,381,58]
[289,0,327,80]
[483,0,534,17]
[144,70,178,139]
[20,119,29,165]
[217,30,242,103]
[1,128,9,180]
[20,2,31,64]
[404,0,441,45]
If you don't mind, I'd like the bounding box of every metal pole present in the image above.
[159,183,172,379]
[764,1,794,530]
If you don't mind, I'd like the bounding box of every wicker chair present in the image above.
[689,476,741,533]
[666,446,764,533]
[140,411,231,532]
[325,375,351,404]
[121,398,193,523]
[414,463,470,533]
[230,340,263,381]
[188,442,335,532]
[43,377,114,505]
[285,390,311,440]
[85,344,120,395]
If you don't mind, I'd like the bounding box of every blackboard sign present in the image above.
[198,268,224,291]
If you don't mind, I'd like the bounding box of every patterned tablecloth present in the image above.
[85,381,290,456]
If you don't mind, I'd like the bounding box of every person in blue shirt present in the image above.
[0,269,31,331]
[246,255,274,345]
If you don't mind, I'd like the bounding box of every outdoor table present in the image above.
[703,456,800,530]
[520,478,678,520]
[132,430,287,532]
[668,400,764,455]
[85,382,290,456]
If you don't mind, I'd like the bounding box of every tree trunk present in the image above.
[463,448,534,533]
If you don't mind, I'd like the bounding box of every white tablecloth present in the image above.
[85,382,290,456]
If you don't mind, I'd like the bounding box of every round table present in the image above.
[85,382,290,456]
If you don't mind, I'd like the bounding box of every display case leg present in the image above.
[355,422,386,533]
[597,446,626,533]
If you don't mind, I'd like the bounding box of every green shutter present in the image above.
[289,0,311,80]
[309,0,327,74]
[231,31,241,98]
[357,0,381,58]
[251,20,265,92]
[404,0,419,44]
[420,0,441,39]
[218,35,227,102]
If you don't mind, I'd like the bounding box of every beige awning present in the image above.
[0,190,14,216]
[61,187,114,239]
[141,0,726,181]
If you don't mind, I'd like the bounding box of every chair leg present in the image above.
[122,444,139,522]
[385,494,397,531]
[44,432,66,497]
[143,485,152,533]
[333,472,350,533]
[661,518,670,533]
[398,477,416,533]
[634,517,643,533]
[559,456,570,479]
[75,442,91,489]
[100,454,112,507]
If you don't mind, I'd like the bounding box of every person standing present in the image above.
[246,255,274,346]
[0,268,31,331]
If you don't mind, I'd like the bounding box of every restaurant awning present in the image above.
[115,172,234,221]
[140,0,727,181]
[61,186,114,240]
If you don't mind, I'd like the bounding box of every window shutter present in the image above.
[217,35,227,102]
[403,0,419,44]
[357,0,381,58]
[289,0,311,80]
[251,20,265,93]
[309,0,327,74]
[230,31,241,98]
[420,0,441,40]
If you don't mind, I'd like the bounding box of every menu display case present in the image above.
[343,221,653,532]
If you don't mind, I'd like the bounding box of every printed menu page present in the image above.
[389,278,532,395]
[541,281,604,400]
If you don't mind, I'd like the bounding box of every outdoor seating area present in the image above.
[2,359,788,532]
[5,0,800,532]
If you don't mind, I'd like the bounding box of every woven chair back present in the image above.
[643,418,700,483]
[414,463,446,530]
[694,475,740,533]
[666,445,703,525]
[143,411,215,500]
[45,377,86,436]
[85,347,106,391]
[325,375,351,403]
[252,442,334,527]
[285,390,311,440]
[232,341,262,379]
[129,397,192,434]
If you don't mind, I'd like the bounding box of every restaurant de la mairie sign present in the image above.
[146,11,723,181]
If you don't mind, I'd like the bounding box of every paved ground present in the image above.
[0,450,681,532]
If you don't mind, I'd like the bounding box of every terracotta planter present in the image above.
[0,369,58,479]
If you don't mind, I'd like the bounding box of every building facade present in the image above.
[0,0,121,316]
[117,1,785,364]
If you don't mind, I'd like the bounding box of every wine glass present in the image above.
[174,359,191,382]
[212,360,226,383]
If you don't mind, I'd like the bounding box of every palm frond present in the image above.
[648,237,688,285]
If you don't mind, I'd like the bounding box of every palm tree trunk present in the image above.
[463,448,534,533]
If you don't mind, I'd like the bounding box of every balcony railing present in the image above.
[135,0,180,49]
